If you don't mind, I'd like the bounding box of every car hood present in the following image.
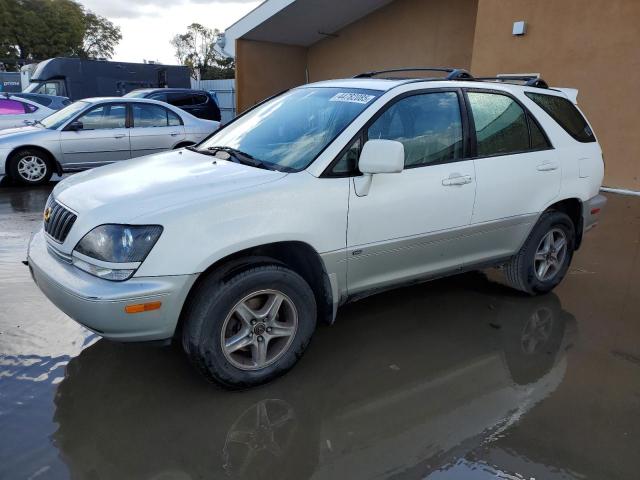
[53,149,288,223]
[0,125,43,140]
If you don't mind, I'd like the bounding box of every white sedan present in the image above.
[0,94,55,130]
[0,97,219,185]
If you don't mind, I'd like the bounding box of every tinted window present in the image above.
[16,95,52,107]
[133,103,174,128]
[368,92,463,167]
[468,92,529,156]
[78,104,127,130]
[167,92,193,107]
[529,114,551,149]
[24,103,38,113]
[149,92,167,102]
[0,99,26,114]
[193,93,208,105]
[526,92,595,142]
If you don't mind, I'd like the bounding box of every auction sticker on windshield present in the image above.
[330,92,376,104]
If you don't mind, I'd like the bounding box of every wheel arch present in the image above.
[7,145,62,176]
[177,241,335,337]
[545,197,583,249]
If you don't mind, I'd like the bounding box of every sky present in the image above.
[79,0,261,64]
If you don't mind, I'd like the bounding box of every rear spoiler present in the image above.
[555,88,579,104]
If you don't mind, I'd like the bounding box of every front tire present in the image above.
[8,148,53,186]
[504,211,575,295]
[182,264,317,389]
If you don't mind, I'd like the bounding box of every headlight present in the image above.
[72,224,163,281]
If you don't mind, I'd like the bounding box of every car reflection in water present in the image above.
[52,272,576,480]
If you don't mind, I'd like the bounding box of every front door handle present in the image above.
[537,162,559,171]
[113,133,126,139]
[442,174,473,186]
[170,132,179,136]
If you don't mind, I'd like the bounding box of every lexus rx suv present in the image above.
[27,68,605,388]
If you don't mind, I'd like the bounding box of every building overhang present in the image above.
[224,0,394,56]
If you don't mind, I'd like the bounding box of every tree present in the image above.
[77,12,122,59]
[0,0,122,71]
[171,23,234,80]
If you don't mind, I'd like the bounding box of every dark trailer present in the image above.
[24,58,191,100]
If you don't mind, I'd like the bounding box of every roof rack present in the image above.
[353,67,473,80]
[472,75,549,89]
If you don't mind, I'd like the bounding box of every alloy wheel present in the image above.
[221,289,298,371]
[533,228,567,282]
[17,155,47,182]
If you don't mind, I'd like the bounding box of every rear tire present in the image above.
[8,148,54,186]
[182,264,317,389]
[504,211,575,295]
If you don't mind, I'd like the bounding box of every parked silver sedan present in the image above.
[0,97,219,185]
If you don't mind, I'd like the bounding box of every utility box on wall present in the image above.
[512,20,527,35]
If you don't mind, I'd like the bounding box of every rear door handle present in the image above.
[113,133,126,139]
[537,162,559,171]
[442,174,473,186]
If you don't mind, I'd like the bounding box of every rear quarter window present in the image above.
[193,93,208,105]
[525,92,595,143]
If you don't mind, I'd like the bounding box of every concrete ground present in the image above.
[0,181,639,480]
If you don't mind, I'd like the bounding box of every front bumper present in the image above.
[27,230,197,342]
[583,194,607,234]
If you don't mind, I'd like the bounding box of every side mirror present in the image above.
[354,139,404,196]
[66,120,83,131]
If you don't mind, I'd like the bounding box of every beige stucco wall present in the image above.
[471,0,640,190]
[307,0,479,80]
[235,39,307,113]
[235,0,479,112]
[234,0,638,189]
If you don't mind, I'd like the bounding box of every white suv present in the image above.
[27,69,605,388]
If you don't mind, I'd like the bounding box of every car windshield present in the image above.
[40,101,89,129]
[199,87,382,171]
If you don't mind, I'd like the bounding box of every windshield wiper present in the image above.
[205,146,267,169]
[186,145,287,171]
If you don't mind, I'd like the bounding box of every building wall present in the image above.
[235,39,307,112]
[307,0,479,80]
[471,0,640,190]
[234,0,638,189]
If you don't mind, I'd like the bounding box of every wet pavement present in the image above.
[0,181,639,480]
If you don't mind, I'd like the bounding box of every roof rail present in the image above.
[353,67,473,80]
[472,75,549,89]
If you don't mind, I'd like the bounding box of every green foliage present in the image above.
[171,23,234,80]
[77,12,122,59]
[0,0,122,71]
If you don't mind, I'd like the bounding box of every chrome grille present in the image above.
[44,196,77,243]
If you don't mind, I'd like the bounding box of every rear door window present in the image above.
[467,92,530,156]
[525,92,595,142]
[132,103,183,127]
